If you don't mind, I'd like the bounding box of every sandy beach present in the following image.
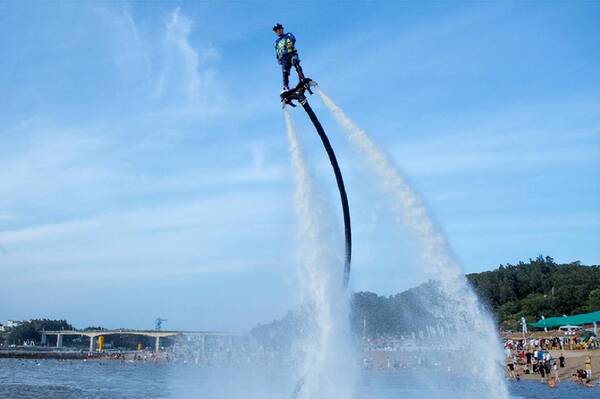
[514,350,599,381]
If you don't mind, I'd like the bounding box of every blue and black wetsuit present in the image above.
[275,32,305,90]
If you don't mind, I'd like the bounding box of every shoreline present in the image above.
[0,349,166,362]
[508,350,599,383]
[0,350,93,360]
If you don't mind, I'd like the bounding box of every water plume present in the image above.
[284,110,356,399]
[317,89,508,399]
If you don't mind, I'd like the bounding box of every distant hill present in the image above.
[467,255,600,330]
[251,256,600,345]
[352,256,600,334]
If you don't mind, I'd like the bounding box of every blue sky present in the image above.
[1,1,598,331]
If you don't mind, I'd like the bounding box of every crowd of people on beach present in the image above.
[504,339,598,388]
[509,335,599,351]
[80,349,170,363]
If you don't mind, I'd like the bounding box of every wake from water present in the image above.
[284,111,355,399]
[317,89,509,399]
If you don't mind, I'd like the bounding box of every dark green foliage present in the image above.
[83,326,106,331]
[351,291,392,337]
[252,282,451,346]
[467,256,600,329]
[250,308,313,351]
[589,289,600,310]
[351,256,599,336]
[6,319,73,345]
[351,281,448,338]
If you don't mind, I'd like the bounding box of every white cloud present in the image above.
[0,190,293,282]
[153,7,225,111]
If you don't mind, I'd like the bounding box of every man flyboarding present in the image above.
[273,23,305,92]
[271,25,352,399]
[273,23,316,107]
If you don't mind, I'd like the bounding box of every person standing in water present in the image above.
[585,356,592,379]
[552,361,560,383]
[507,355,517,379]
[539,359,547,383]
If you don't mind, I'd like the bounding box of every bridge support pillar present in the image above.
[89,336,95,352]
[56,334,63,348]
[41,334,47,346]
[155,336,160,352]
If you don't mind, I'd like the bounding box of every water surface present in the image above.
[0,359,597,399]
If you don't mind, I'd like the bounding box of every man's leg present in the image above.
[292,54,305,81]
[281,58,291,90]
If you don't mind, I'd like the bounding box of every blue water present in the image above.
[0,359,597,399]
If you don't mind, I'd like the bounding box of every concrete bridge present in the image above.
[41,330,239,353]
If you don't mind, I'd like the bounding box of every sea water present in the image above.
[0,359,597,399]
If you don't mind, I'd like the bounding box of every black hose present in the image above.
[301,100,352,288]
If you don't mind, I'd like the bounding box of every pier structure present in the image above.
[40,330,238,353]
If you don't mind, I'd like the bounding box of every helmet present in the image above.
[272,23,283,32]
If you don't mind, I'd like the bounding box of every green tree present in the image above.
[468,257,600,328]
[254,257,600,338]
[7,319,73,345]
[588,289,600,311]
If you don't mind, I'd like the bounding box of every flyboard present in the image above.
[281,78,352,288]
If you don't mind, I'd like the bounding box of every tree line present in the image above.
[252,256,600,346]
[0,320,158,349]
[352,255,600,334]
[467,255,600,330]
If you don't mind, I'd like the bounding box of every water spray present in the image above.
[317,87,510,399]
[284,109,355,399]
